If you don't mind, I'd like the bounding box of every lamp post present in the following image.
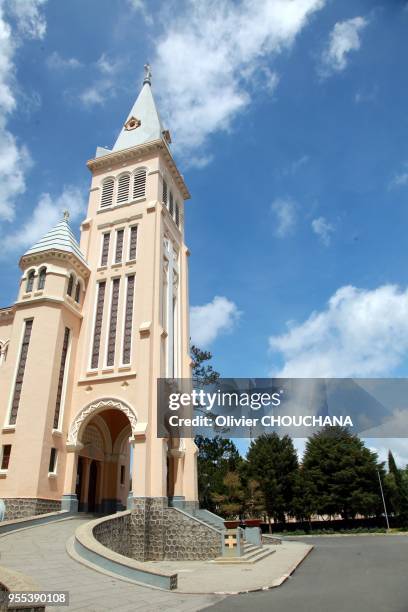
[377,468,390,531]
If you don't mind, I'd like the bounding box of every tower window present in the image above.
[101,232,110,266]
[169,191,174,217]
[26,271,35,292]
[37,267,47,290]
[67,274,74,297]
[117,173,131,204]
[175,203,180,227]
[48,448,58,474]
[53,327,70,430]
[115,229,124,263]
[9,319,33,425]
[91,282,106,369]
[162,179,168,207]
[133,168,147,199]
[107,278,120,367]
[128,226,138,261]
[122,275,135,365]
[75,281,81,304]
[1,445,11,470]
[101,178,114,208]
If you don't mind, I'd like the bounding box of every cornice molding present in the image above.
[87,139,191,201]
[19,249,90,278]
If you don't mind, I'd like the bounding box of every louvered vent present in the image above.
[169,191,174,216]
[133,169,146,199]
[175,203,180,227]
[163,179,168,207]
[117,174,130,204]
[101,178,114,208]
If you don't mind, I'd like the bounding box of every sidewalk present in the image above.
[150,541,313,594]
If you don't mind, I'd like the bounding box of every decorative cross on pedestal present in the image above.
[225,534,237,548]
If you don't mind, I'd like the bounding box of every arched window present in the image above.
[37,267,47,290]
[101,178,114,208]
[67,274,74,297]
[26,271,35,292]
[133,168,147,199]
[75,281,81,304]
[117,173,130,204]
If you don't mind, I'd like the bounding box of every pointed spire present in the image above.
[111,65,165,152]
[23,213,87,265]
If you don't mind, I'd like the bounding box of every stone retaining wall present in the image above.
[92,500,222,562]
[164,508,221,560]
[3,498,61,520]
[92,513,132,557]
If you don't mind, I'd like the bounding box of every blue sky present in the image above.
[1,0,408,462]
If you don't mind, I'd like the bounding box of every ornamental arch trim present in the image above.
[67,398,138,446]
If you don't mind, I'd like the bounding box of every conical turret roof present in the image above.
[23,213,87,265]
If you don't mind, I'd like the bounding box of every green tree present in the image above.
[212,471,245,518]
[302,426,383,520]
[387,450,408,525]
[246,433,299,525]
[191,345,220,385]
[195,435,242,512]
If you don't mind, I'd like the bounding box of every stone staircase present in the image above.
[212,540,276,564]
[180,507,276,564]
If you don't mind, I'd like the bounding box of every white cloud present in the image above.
[271,198,297,237]
[269,284,408,377]
[47,51,82,70]
[320,16,368,76]
[390,162,408,189]
[2,185,86,253]
[153,0,326,158]
[0,0,47,222]
[190,296,241,347]
[5,0,47,39]
[78,54,121,107]
[312,216,334,246]
[126,0,152,24]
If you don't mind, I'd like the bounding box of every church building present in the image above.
[0,66,198,520]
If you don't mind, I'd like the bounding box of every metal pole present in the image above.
[377,469,390,531]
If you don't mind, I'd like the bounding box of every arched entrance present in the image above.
[70,401,135,513]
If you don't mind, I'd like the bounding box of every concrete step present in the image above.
[212,545,276,564]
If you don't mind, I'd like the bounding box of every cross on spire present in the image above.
[63,210,70,221]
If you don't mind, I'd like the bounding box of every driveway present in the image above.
[206,535,408,612]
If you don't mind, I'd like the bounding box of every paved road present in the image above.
[207,535,408,612]
[0,518,223,612]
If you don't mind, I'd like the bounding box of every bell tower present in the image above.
[0,66,198,521]
[62,65,198,513]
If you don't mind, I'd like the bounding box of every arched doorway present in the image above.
[73,406,132,514]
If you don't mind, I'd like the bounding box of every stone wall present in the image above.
[164,508,221,560]
[3,498,61,520]
[93,500,222,562]
[92,513,132,557]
